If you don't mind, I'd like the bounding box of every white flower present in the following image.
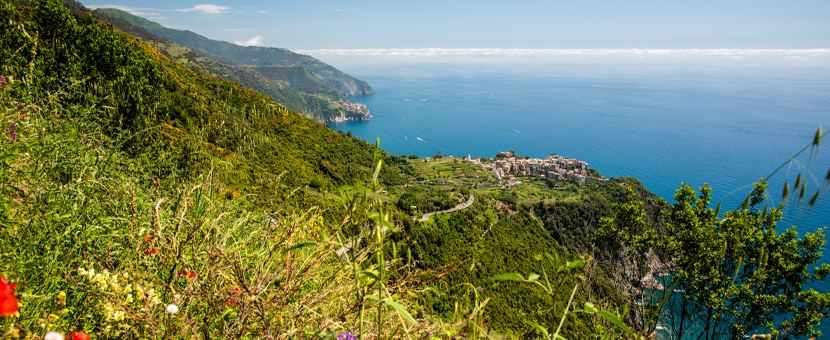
[166,304,179,314]
[44,332,64,340]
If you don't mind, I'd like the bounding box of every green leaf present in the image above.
[384,299,417,324]
[567,261,586,269]
[286,242,317,252]
[304,330,333,339]
[365,294,381,301]
[328,194,344,206]
[523,320,550,338]
[528,273,540,281]
[583,302,598,313]
[372,159,383,183]
[362,271,381,281]
[380,219,394,232]
[596,311,635,337]
[487,273,524,281]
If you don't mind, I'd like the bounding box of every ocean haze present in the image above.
[298,48,830,68]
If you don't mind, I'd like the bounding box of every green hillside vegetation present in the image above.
[87,7,369,123]
[2,1,829,339]
[92,7,375,98]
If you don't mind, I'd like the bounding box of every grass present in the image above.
[0,76,468,339]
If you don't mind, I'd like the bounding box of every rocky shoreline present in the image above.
[315,104,373,124]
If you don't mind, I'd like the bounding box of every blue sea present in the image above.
[329,63,830,336]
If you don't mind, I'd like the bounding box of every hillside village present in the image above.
[475,150,598,183]
[418,150,607,186]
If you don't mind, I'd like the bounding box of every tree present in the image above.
[408,155,419,160]
[434,151,443,159]
[346,130,353,137]
[595,182,830,340]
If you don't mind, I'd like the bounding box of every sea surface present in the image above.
[329,63,830,336]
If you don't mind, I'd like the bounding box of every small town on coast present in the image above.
[412,149,607,187]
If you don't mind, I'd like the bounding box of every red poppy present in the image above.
[186,272,195,279]
[0,276,19,316]
[71,332,90,340]
[17,114,24,119]
[223,300,237,306]
[143,248,159,255]
[143,236,154,243]
[229,287,242,294]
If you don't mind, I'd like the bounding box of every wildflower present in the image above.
[44,332,64,340]
[143,236,154,243]
[70,332,90,340]
[17,115,23,119]
[186,272,195,279]
[338,332,356,340]
[0,75,6,85]
[0,276,19,316]
[229,287,242,294]
[312,232,317,237]
[143,248,158,255]
[165,304,179,314]
[57,291,66,305]
[223,300,237,306]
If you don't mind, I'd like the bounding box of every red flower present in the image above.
[185,272,195,279]
[143,248,159,255]
[143,236,154,243]
[229,287,242,294]
[223,300,237,306]
[0,276,19,316]
[17,114,24,119]
[71,332,90,340]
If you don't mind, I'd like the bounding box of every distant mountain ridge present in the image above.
[94,8,373,96]
[92,8,373,123]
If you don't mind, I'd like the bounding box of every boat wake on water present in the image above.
[416,137,427,143]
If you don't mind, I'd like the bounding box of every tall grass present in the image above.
[0,75,470,339]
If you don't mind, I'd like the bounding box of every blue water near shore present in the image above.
[329,63,830,335]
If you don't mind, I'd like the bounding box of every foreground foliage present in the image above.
[1,1,828,339]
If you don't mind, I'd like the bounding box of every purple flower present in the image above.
[337,332,356,340]
[311,232,317,237]
[0,75,6,85]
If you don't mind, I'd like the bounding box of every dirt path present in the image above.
[416,193,475,222]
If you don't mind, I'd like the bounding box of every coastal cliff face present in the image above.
[339,77,375,96]
[320,104,373,123]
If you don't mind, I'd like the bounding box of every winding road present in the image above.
[416,193,475,222]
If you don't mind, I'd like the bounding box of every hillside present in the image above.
[0,1,646,338]
[93,8,374,97]
[4,1,827,339]
[87,7,371,123]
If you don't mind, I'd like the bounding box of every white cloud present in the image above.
[234,35,264,46]
[173,4,230,14]
[257,10,267,13]
[294,48,830,67]
[333,9,340,12]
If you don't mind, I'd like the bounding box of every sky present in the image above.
[79,0,830,66]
